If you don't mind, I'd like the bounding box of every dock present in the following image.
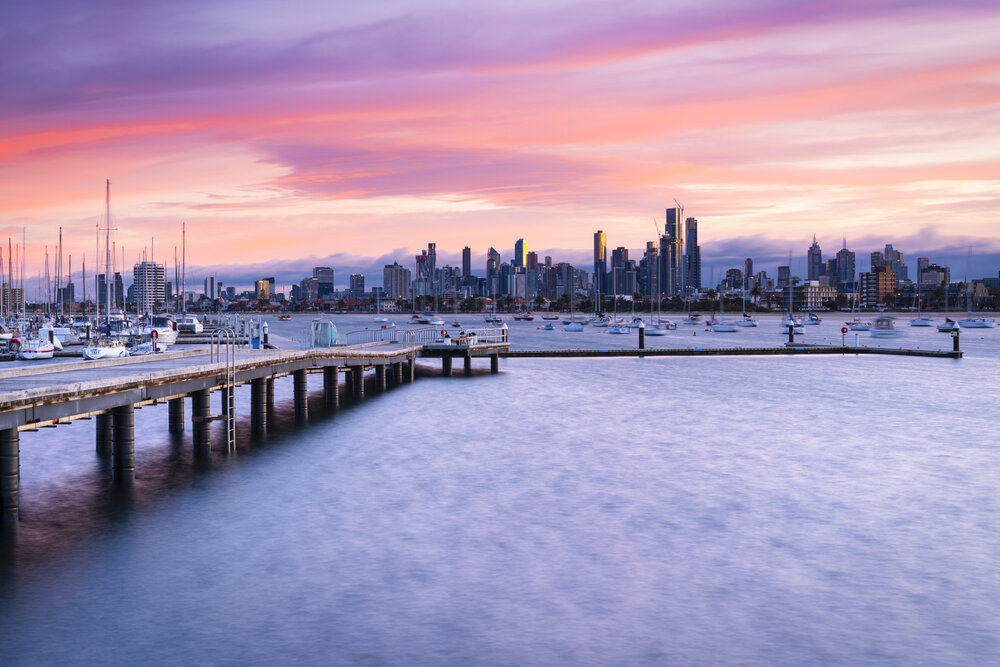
[501,345,962,359]
[0,328,509,533]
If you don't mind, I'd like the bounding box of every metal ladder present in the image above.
[211,328,237,450]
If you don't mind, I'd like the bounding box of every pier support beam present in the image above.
[168,398,184,434]
[324,367,339,407]
[112,404,135,483]
[351,367,365,397]
[491,354,499,374]
[393,362,403,385]
[250,378,267,433]
[293,370,308,419]
[464,356,472,376]
[1,428,19,530]
[375,364,386,391]
[408,357,415,383]
[96,412,113,456]
[192,389,211,453]
[442,356,452,377]
[265,377,274,412]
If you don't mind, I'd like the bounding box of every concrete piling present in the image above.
[352,367,365,397]
[464,356,472,376]
[112,404,135,483]
[250,378,267,433]
[375,364,386,391]
[491,354,499,374]
[192,389,211,453]
[168,398,184,434]
[96,411,113,456]
[1,428,19,529]
[293,369,308,419]
[324,367,339,407]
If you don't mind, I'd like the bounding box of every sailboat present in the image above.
[85,180,130,360]
[711,291,739,332]
[956,254,995,328]
[910,279,934,326]
[845,290,872,331]
[373,287,389,323]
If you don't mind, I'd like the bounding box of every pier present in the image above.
[0,329,508,533]
[501,345,962,359]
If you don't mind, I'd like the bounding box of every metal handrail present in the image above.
[402,327,440,346]
[210,328,237,449]
[343,326,400,345]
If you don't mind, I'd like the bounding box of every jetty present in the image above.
[0,327,508,532]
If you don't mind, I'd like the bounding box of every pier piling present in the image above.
[168,398,184,434]
[293,369,308,419]
[112,404,135,483]
[250,378,267,432]
[442,356,452,377]
[265,377,274,412]
[1,428,19,529]
[96,411,113,456]
[324,367,339,407]
[375,364,386,391]
[393,362,403,384]
[352,367,365,397]
[464,356,472,376]
[192,389,211,453]
[408,357,415,383]
[491,354,499,374]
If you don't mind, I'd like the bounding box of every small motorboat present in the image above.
[83,338,130,360]
[910,316,935,327]
[937,318,960,332]
[870,315,904,338]
[563,322,584,332]
[804,312,822,325]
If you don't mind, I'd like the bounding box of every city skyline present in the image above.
[3,0,1000,285]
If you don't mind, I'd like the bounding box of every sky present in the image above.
[2,0,999,291]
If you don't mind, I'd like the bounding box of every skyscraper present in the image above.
[836,239,856,290]
[884,244,907,282]
[514,239,528,269]
[349,273,365,297]
[383,262,411,299]
[313,266,334,297]
[684,217,700,293]
[807,235,823,281]
[593,230,607,297]
[132,261,165,312]
[660,208,684,296]
[462,247,471,277]
[744,258,753,290]
[486,247,500,296]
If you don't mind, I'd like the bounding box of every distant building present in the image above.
[133,261,165,312]
[777,265,791,289]
[884,244,907,282]
[255,278,271,301]
[807,235,823,281]
[660,208,684,296]
[313,267,334,298]
[859,265,895,306]
[794,281,838,310]
[349,273,365,298]
[921,263,950,286]
[514,239,528,269]
[462,247,471,277]
[684,217,700,293]
[593,230,607,297]
[835,241,856,291]
[486,247,501,296]
[384,262,411,299]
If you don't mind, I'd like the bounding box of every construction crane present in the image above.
[673,198,684,219]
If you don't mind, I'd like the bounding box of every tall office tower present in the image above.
[640,241,658,297]
[427,243,437,278]
[204,276,216,300]
[114,272,124,308]
[526,251,538,270]
[313,266,334,298]
[807,235,823,280]
[609,247,628,295]
[486,247,501,295]
[462,247,471,277]
[349,273,365,298]
[383,262,411,299]
[871,251,885,270]
[255,279,270,301]
[593,230,607,297]
[777,265,791,289]
[744,258,753,290]
[132,261,165,312]
[836,239,856,290]
[884,244,907,281]
[514,239,528,269]
[683,216,700,294]
[916,257,929,283]
[659,209,685,296]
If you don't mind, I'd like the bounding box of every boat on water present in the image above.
[278,314,292,321]
[957,315,996,328]
[845,319,873,331]
[608,322,630,334]
[452,319,461,327]
[563,322,584,332]
[589,316,610,327]
[782,315,804,335]
[176,314,204,333]
[513,313,534,321]
[711,320,740,332]
[542,323,554,330]
[646,322,672,335]
[18,336,57,360]
[38,325,80,344]
[804,312,822,325]
[870,315,903,338]
[84,338,130,360]
[128,339,164,356]
[484,316,503,325]
[682,314,700,325]
[937,318,960,332]
[540,314,559,321]
[910,316,935,327]
[140,315,178,346]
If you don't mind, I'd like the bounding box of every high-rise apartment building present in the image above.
[349,273,365,298]
[383,262,411,299]
[660,208,684,296]
[884,244,907,282]
[807,235,823,280]
[593,230,607,297]
[684,217,701,293]
[514,239,528,269]
[133,261,165,312]
[526,251,538,270]
[835,240,856,290]
[486,247,501,296]
[313,266,334,297]
[462,247,471,277]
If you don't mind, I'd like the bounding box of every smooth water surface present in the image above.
[1,314,998,665]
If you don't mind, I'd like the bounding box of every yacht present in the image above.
[18,336,57,360]
[83,338,130,360]
[845,319,873,331]
[804,312,822,325]
[176,315,204,334]
[957,314,996,328]
[711,320,740,333]
[562,322,584,332]
[937,318,960,333]
[910,316,935,327]
[871,315,903,338]
[140,315,178,346]
[782,315,804,335]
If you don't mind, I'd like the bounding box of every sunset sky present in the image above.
[3,0,999,290]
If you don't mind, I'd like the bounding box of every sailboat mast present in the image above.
[105,179,112,326]
[181,222,186,315]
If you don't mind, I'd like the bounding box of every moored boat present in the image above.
[83,337,130,360]
[18,337,56,360]
[870,315,903,338]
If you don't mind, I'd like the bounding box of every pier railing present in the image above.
[344,326,401,345]
[402,327,441,346]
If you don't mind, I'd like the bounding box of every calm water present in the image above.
[2,314,998,665]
